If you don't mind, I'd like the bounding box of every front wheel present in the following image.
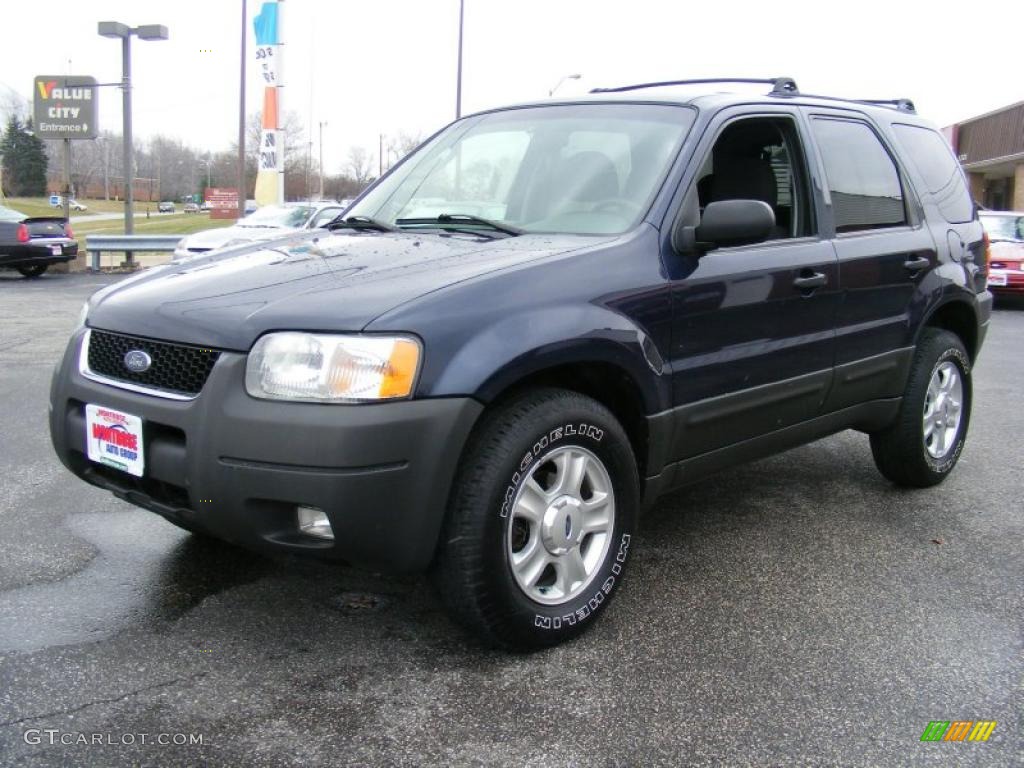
[433,388,638,650]
[870,329,972,487]
[17,265,48,278]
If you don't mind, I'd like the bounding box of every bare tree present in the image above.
[245,110,306,171]
[346,146,375,186]
[0,85,29,125]
[391,132,422,159]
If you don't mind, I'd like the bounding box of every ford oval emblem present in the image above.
[124,349,152,373]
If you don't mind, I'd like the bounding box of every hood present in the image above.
[88,230,604,350]
[178,223,301,251]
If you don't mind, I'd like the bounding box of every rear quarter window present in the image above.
[891,124,974,224]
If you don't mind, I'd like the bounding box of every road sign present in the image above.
[206,187,240,220]
[33,75,97,140]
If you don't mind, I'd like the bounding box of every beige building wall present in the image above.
[1015,165,1024,211]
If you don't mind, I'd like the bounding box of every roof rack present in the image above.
[858,98,917,113]
[588,76,917,114]
[590,77,799,96]
[786,93,917,113]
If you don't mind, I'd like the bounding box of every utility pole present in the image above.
[318,121,326,199]
[306,139,312,201]
[238,0,247,218]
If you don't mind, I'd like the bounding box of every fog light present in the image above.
[296,506,333,540]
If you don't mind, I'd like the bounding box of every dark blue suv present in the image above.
[50,77,992,649]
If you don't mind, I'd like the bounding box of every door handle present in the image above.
[903,256,930,273]
[793,272,827,291]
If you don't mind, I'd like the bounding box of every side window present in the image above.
[810,118,906,233]
[695,117,813,239]
[311,208,342,228]
[891,124,973,224]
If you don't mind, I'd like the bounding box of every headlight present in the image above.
[245,333,421,402]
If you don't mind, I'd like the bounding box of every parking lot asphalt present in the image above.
[0,271,1020,767]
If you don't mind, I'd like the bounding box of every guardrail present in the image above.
[85,235,181,271]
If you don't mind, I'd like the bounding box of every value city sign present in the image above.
[33,75,97,139]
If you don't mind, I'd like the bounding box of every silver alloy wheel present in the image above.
[923,361,964,459]
[506,445,615,605]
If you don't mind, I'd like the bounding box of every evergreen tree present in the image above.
[1,117,48,196]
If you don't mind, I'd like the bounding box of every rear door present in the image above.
[665,108,840,461]
[803,111,938,411]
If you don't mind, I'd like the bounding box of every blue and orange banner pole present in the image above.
[253,0,283,207]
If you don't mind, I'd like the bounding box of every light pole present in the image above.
[98,21,168,235]
[318,121,327,200]
[201,157,212,190]
[549,73,581,98]
[455,0,464,119]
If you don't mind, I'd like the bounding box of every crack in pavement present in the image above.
[0,672,208,727]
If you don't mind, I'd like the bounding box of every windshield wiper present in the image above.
[396,213,522,236]
[326,215,398,232]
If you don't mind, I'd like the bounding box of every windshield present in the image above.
[348,104,695,235]
[239,205,314,228]
[980,214,1024,242]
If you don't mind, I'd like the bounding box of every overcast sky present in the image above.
[2,0,1020,175]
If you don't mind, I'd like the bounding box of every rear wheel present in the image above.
[433,388,638,650]
[17,265,48,278]
[870,329,972,487]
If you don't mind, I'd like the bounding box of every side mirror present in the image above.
[674,199,776,254]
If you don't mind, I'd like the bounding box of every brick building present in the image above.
[944,101,1024,211]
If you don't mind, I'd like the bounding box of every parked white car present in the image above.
[49,197,88,212]
[173,202,347,259]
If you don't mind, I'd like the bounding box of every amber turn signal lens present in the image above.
[380,338,421,398]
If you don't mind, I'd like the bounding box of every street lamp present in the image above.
[98,21,169,235]
[200,157,212,190]
[549,73,581,98]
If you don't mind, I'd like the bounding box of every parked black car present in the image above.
[50,78,992,649]
[0,205,77,277]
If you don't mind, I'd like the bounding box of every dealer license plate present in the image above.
[988,271,1007,286]
[85,404,145,477]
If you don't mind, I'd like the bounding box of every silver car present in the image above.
[174,202,346,259]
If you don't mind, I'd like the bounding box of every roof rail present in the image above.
[791,93,917,114]
[858,98,917,113]
[590,77,799,96]
[587,77,917,114]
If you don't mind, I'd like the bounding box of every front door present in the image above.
[665,111,840,461]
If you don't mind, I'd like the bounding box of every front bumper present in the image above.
[49,328,482,571]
